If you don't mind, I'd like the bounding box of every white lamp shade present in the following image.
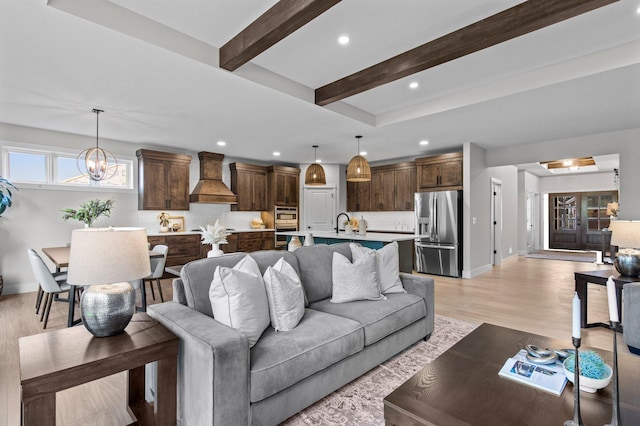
[609,220,640,249]
[67,227,151,285]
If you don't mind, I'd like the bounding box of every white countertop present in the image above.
[276,230,417,242]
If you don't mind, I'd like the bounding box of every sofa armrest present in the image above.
[171,278,188,305]
[400,272,435,335]
[148,302,250,426]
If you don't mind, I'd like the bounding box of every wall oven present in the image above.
[274,206,298,249]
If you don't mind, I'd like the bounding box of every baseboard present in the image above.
[463,263,493,279]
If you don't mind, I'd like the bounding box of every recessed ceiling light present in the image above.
[273,151,280,156]
[360,151,367,156]
[419,140,429,146]
[637,6,640,14]
[316,159,322,163]
[409,82,419,89]
[217,141,226,146]
[338,35,350,45]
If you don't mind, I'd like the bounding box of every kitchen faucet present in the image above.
[336,213,350,234]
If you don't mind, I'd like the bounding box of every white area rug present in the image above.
[281,315,478,426]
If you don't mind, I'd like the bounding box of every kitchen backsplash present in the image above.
[348,211,414,232]
[137,204,263,233]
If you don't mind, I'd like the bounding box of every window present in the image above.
[3,147,133,190]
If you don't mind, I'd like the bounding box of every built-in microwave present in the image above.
[274,206,298,248]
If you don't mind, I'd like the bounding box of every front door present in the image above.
[549,193,582,250]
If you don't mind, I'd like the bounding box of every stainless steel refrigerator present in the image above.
[414,190,462,277]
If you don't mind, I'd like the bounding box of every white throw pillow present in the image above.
[209,255,269,347]
[263,258,305,331]
[331,251,385,303]
[350,242,405,294]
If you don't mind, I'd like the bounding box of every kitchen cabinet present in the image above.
[416,152,462,191]
[347,181,371,212]
[237,232,264,253]
[267,166,300,207]
[148,233,201,277]
[349,162,415,212]
[230,163,267,211]
[137,149,192,210]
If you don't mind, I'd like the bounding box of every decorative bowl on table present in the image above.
[563,355,612,393]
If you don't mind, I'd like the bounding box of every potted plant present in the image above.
[62,199,114,228]
[0,177,18,295]
[157,212,171,232]
[200,220,230,257]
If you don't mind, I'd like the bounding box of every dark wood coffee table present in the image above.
[384,323,640,426]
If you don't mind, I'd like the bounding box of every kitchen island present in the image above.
[276,230,415,273]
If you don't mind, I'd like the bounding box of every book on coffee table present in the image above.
[498,349,567,396]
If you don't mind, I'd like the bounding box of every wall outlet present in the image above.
[472,217,477,224]
[509,247,513,254]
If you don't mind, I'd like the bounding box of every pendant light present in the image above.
[305,145,326,185]
[346,135,371,182]
[77,109,118,181]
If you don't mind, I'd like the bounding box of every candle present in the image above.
[606,276,619,323]
[572,292,581,339]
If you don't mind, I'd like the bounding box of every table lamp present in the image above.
[609,220,640,277]
[67,227,151,337]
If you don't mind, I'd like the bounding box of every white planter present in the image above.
[207,243,224,257]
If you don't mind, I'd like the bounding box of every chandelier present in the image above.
[77,109,118,181]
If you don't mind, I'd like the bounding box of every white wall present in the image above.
[464,143,519,278]
[0,123,263,294]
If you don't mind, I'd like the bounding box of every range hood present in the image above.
[189,151,238,204]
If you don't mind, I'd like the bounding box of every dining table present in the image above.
[41,246,163,327]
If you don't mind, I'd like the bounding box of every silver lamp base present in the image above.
[614,251,640,277]
[80,282,136,337]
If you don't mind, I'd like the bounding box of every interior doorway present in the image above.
[303,186,337,232]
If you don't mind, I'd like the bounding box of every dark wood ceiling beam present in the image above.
[220,0,341,71]
[315,0,618,106]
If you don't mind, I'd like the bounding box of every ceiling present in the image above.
[0,0,639,170]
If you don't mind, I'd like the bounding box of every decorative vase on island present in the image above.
[207,242,224,257]
[288,236,302,252]
[345,224,353,234]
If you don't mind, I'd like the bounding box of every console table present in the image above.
[574,269,640,329]
[19,313,178,425]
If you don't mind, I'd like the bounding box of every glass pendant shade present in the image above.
[77,109,118,181]
[305,145,326,185]
[346,136,371,182]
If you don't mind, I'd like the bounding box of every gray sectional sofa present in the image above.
[148,242,435,426]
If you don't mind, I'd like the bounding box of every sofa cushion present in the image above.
[263,258,305,331]
[310,293,426,346]
[331,251,384,303]
[180,251,300,317]
[249,308,363,402]
[209,256,269,347]
[294,243,352,303]
[350,242,405,294]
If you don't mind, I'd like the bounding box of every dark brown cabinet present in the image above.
[347,181,371,212]
[148,233,201,277]
[349,162,415,212]
[230,163,267,211]
[416,152,462,191]
[267,166,299,207]
[137,149,192,210]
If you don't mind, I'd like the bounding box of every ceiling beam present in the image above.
[315,0,619,106]
[220,0,341,71]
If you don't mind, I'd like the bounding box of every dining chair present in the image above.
[28,249,71,329]
[144,245,169,303]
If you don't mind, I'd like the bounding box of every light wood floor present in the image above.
[0,257,631,425]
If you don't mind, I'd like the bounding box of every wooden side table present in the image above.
[19,313,178,426]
